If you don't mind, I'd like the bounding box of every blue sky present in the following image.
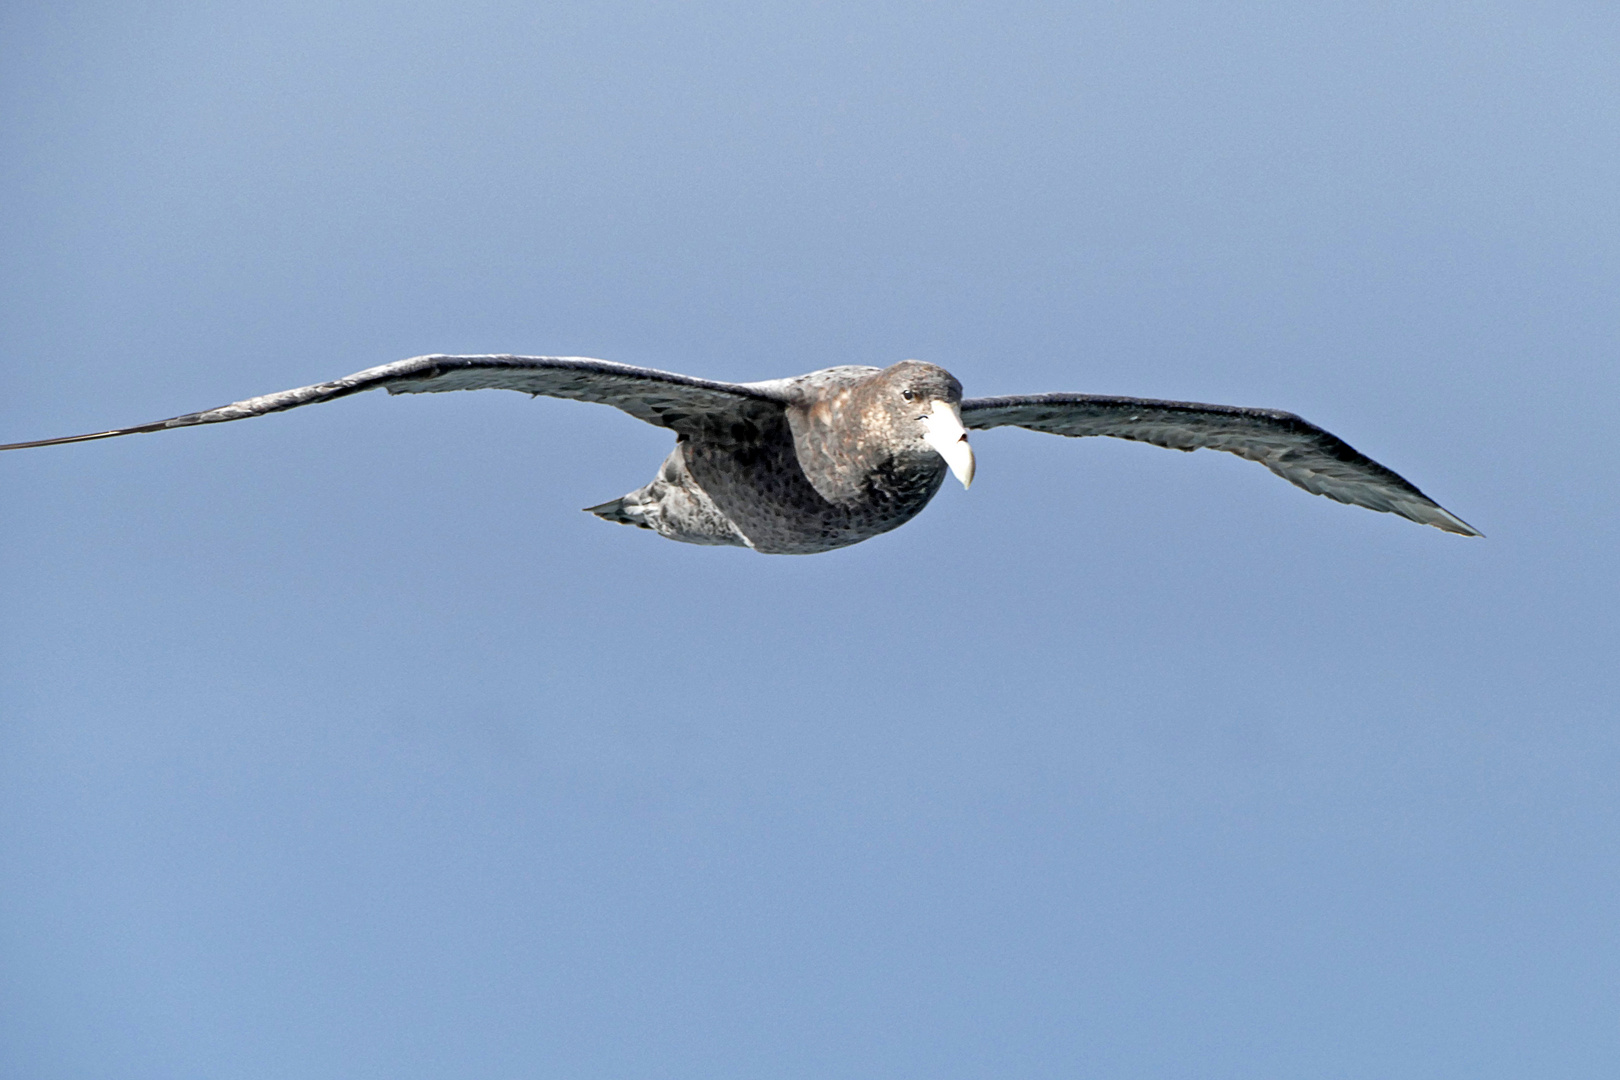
[3,2,1617,1076]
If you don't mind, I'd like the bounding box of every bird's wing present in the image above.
[961,393,1480,536]
[0,355,785,451]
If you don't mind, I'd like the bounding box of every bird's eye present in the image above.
[901,390,917,401]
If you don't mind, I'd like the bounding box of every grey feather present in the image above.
[962,393,1480,536]
[0,355,779,450]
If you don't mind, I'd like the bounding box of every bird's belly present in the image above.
[683,436,945,554]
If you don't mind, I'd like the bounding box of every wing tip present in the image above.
[1415,503,1483,538]
[0,421,173,452]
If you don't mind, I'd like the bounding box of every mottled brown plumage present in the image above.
[590,362,963,552]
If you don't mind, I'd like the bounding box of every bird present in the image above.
[0,354,1479,552]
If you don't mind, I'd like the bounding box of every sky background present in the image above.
[2,1,1617,1077]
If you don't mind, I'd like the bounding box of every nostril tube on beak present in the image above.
[922,400,976,489]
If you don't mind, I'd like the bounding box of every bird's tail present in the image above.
[583,496,653,530]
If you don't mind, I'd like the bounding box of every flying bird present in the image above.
[0,355,1478,552]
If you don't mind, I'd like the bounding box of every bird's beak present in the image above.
[923,400,975,489]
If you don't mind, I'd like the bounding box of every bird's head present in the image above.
[879,360,975,489]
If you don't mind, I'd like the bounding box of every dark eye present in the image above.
[901,390,917,401]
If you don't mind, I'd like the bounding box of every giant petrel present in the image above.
[0,355,1479,552]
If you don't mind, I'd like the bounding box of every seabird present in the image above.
[0,355,1479,552]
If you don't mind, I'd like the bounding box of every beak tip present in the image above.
[923,401,976,490]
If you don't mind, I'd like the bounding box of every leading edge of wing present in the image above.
[0,355,785,452]
[960,392,1481,537]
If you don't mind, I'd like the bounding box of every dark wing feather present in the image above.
[0,355,783,451]
[962,393,1479,536]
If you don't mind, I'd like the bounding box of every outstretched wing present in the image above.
[962,393,1480,536]
[0,354,786,452]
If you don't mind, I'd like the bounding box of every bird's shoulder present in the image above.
[741,366,882,404]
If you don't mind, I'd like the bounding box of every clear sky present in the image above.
[2,2,1617,1077]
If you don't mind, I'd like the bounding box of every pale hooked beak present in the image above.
[922,399,976,489]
